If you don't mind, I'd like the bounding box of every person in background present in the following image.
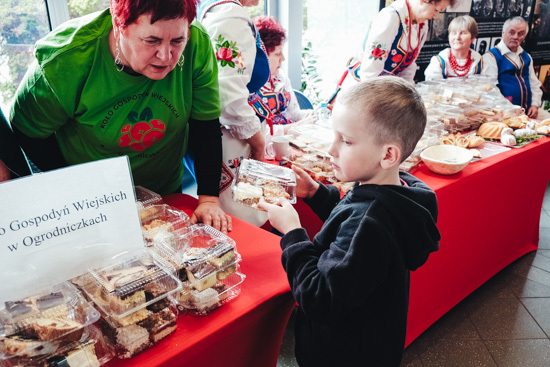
[198,0,271,227]
[358,0,453,84]
[424,15,483,80]
[0,108,32,183]
[260,77,440,366]
[482,16,542,118]
[10,0,231,233]
[248,16,316,138]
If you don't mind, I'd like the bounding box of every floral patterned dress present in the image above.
[358,0,428,84]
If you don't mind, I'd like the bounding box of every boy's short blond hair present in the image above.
[339,76,426,162]
[448,15,478,39]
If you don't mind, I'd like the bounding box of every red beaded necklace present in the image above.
[448,49,473,77]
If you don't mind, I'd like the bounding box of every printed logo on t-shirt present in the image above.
[118,107,166,152]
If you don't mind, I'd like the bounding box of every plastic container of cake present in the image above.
[140,204,190,242]
[232,159,297,210]
[287,124,334,153]
[288,151,336,183]
[98,306,178,359]
[0,324,115,367]
[149,224,243,312]
[135,186,163,210]
[0,282,101,362]
[151,224,242,286]
[428,107,469,133]
[176,271,246,315]
[79,250,182,320]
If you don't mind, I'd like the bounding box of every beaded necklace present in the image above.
[448,49,473,77]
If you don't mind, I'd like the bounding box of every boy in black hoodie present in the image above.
[260,76,440,367]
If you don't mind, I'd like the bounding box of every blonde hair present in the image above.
[339,77,427,162]
[448,15,478,39]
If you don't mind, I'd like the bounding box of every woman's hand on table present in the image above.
[527,105,539,119]
[246,130,266,161]
[292,165,319,199]
[258,198,301,235]
[191,195,232,233]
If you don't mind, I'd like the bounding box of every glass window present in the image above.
[246,0,266,18]
[68,0,110,18]
[0,0,50,115]
[302,0,379,102]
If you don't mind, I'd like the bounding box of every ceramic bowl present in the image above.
[420,145,474,175]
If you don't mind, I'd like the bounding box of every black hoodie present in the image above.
[281,172,440,367]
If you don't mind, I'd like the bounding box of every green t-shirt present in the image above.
[10,9,221,195]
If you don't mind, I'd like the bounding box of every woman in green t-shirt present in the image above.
[10,0,232,233]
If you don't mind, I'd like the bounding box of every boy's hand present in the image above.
[292,165,319,199]
[258,198,301,235]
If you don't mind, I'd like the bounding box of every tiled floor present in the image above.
[277,182,550,367]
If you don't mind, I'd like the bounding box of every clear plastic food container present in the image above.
[288,151,336,183]
[154,224,241,284]
[140,204,190,242]
[0,282,101,361]
[134,186,163,210]
[286,124,333,153]
[176,272,246,315]
[79,251,182,319]
[232,159,296,210]
[0,324,114,367]
[148,224,244,312]
[428,108,469,133]
[99,306,177,359]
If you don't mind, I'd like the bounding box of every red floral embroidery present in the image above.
[392,54,403,62]
[216,47,233,62]
[368,42,388,61]
[372,47,384,59]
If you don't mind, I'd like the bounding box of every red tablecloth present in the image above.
[295,137,550,346]
[107,137,550,366]
[106,194,295,367]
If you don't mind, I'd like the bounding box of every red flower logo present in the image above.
[216,47,233,62]
[118,108,165,152]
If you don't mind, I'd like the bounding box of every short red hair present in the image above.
[254,16,286,54]
[110,0,199,28]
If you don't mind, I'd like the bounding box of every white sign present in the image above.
[0,157,145,301]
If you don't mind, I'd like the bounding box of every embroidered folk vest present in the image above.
[487,47,532,110]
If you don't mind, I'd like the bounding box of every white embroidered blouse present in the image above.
[359,0,428,84]
[200,3,262,140]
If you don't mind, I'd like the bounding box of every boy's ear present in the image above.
[380,144,401,169]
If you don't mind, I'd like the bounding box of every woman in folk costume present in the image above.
[358,0,453,84]
[248,16,316,139]
[198,0,270,226]
[424,15,483,80]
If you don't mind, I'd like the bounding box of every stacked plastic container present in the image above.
[149,224,245,315]
[0,282,113,366]
[232,159,297,210]
[75,251,182,359]
[135,186,190,244]
[416,76,517,134]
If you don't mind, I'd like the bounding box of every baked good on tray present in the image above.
[477,122,508,140]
